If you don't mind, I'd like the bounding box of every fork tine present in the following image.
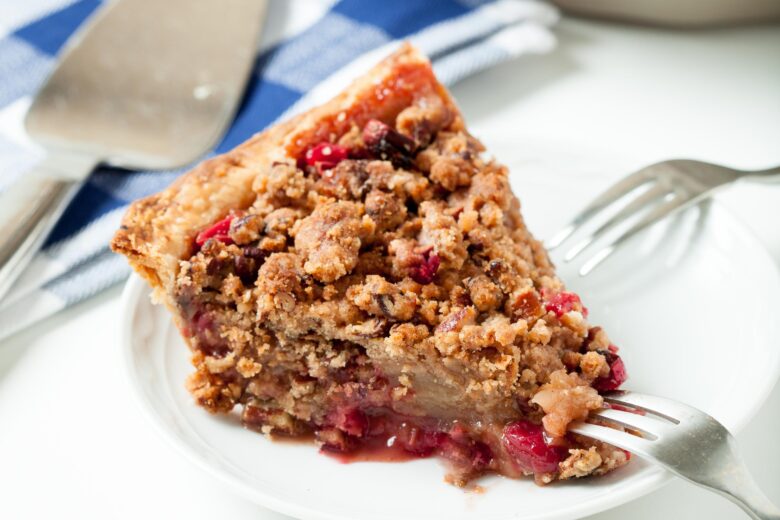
[545,170,653,249]
[591,408,675,439]
[604,391,699,423]
[563,183,670,262]
[578,194,694,276]
[575,404,780,518]
[569,422,655,457]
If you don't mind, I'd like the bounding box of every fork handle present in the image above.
[714,476,780,519]
[0,151,97,302]
[743,165,780,184]
[694,444,780,520]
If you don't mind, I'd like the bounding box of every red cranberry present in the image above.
[304,142,349,171]
[437,431,493,472]
[192,310,214,335]
[543,290,588,318]
[410,249,440,285]
[329,407,368,437]
[502,420,568,474]
[471,441,493,469]
[593,355,628,392]
[362,119,416,168]
[397,424,446,457]
[195,215,234,248]
[190,310,230,357]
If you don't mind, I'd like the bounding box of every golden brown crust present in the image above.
[111,44,459,301]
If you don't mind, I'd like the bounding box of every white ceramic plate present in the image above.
[120,142,780,520]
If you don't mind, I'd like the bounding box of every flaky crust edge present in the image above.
[111,43,461,302]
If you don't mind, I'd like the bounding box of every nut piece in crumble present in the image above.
[111,43,629,486]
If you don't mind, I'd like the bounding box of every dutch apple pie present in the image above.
[112,44,629,486]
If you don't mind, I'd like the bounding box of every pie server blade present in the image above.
[0,0,267,302]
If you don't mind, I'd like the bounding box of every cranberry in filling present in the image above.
[440,423,493,474]
[316,409,494,480]
[394,423,447,457]
[502,420,568,474]
[327,407,370,437]
[188,310,230,358]
[593,353,628,391]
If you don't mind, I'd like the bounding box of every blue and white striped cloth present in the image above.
[0,0,557,340]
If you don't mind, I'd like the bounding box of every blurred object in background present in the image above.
[552,0,780,27]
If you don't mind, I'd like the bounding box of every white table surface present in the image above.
[1,14,779,520]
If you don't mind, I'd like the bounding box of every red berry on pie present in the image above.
[410,249,440,284]
[543,290,588,318]
[195,215,234,248]
[503,420,568,474]
[594,354,628,391]
[305,142,349,171]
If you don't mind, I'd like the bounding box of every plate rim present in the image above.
[118,202,780,520]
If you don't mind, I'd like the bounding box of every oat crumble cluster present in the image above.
[112,44,629,486]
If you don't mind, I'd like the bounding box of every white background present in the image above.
[1,7,779,520]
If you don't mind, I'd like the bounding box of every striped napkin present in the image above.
[0,0,558,341]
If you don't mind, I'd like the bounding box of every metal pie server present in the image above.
[0,0,267,301]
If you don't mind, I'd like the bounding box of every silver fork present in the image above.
[570,391,780,519]
[546,160,780,276]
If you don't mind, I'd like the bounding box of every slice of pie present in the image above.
[112,44,629,486]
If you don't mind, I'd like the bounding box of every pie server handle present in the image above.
[0,150,98,303]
